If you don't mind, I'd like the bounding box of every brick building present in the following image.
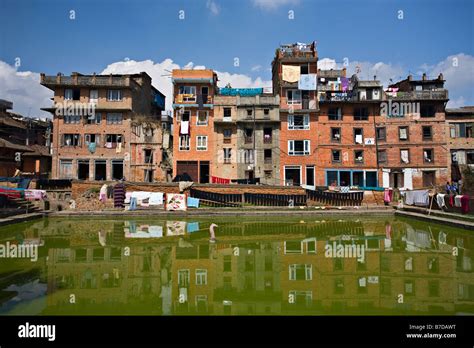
[172,69,218,183]
[0,99,52,177]
[445,106,474,188]
[272,42,319,186]
[382,73,449,188]
[40,72,169,182]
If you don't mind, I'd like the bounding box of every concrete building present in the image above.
[272,42,319,186]
[40,72,169,182]
[445,106,474,188]
[172,69,218,183]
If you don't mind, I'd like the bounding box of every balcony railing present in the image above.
[175,94,213,104]
[244,136,253,144]
[263,136,272,144]
[385,90,448,100]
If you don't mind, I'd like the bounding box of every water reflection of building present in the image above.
[6,218,473,315]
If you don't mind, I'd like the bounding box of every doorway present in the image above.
[199,161,210,184]
[94,160,107,181]
[285,166,301,186]
[77,160,89,180]
[306,166,314,186]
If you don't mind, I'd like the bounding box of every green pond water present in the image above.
[0,215,472,315]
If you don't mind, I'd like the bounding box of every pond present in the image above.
[0,215,472,315]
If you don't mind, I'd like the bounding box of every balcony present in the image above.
[385,90,448,101]
[244,136,254,144]
[263,136,272,144]
[318,69,346,79]
[174,94,213,105]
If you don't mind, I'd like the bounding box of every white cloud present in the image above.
[251,65,262,72]
[206,0,220,15]
[0,61,52,118]
[424,53,474,108]
[101,59,271,110]
[1,53,472,119]
[252,0,300,11]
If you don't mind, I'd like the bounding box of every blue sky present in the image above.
[0,0,473,116]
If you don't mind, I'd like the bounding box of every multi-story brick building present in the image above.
[317,72,382,188]
[445,106,474,189]
[381,73,449,188]
[40,72,169,182]
[172,69,218,183]
[272,42,319,186]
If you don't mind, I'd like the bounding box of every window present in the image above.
[144,169,153,183]
[300,64,309,74]
[107,90,122,101]
[284,241,303,254]
[85,134,100,146]
[197,111,208,125]
[195,269,207,285]
[398,126,409,140]
[264,108,270,116]
[428,280,439,297]
[59,159,73,178]
[223,148,232,163]
[404,280,415,295]
[288,140,310,156]
[428,257,439,273]
[180,110,190,122]
[328,107,343,121]
[196,136,208,151]
[354,107,369,121]
[95,160,106,180]
[381,278,391,295]
[423,148,434,163]
[358,277,367,293]
[86,112,101,124]
[62,134,81,147]
[223,107,232,118]
[263,128,272,143]
[334,258,343,271]
[331,128,341,142]
[400,149,410,164]
[104,134,122,149]
[289,264,312,281]
[65,88,80,101]
[287,90,302,104]
[223,255,232,272]
[264,149,272,163]
[89,89,98,103]
[404,257,414,271]
[178,86,196,100]
[288,114,309,130]
[264,170,272,178]
[450,123,474,138]
[334,279,345,294]
[195,295,208,313]
[378,150,387,163]
[179,135,190,151]
[247,109,253,117]
[422,126,432,140]
[288,290,312,307]
[354,128,363,144]
[243,149,254,164]
[420,104,435,117]
[106,113,123,124]
[144,149,153,163]
[354,150,364,164]
[178,269,190,287]
[244,128,253,143]
[64,115,81,124]
[223,129,232,143]
[376,127,386,141]
[332,150,341,163]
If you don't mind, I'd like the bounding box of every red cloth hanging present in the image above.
[461,195,470,214]
[449,194,455,207]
